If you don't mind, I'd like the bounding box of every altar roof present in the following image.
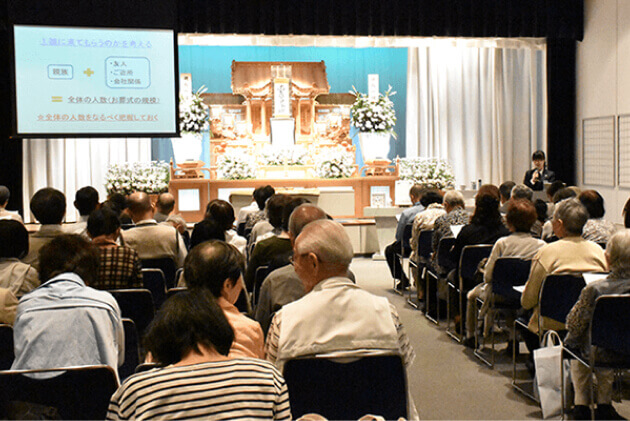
[231,61,330,97]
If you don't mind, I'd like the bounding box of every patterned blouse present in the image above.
[431,207,471,253]
[582,218,617,244]
[93,241,143,290]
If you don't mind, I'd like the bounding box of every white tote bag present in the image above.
[534,330,571,419]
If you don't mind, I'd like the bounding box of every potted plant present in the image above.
[171,86,209,163]
[350,85,397,162]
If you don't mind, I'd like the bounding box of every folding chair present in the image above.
[393,223,413,295]
[473,257,531,367]
[141,258,177,289]
[424,237,456,325]
[0,325,13,370]
[0,365,119,420]
[252,265,271,307]
[110,289,155,336]
[141,268,167,309]
[119,318,140,381]
[174,267,184,286]
[406,229,433,309]
[283,355,407,420]
[512,273,586,402]
[446,244,492,342]
[563,294,630,419]
[166,287,187,301]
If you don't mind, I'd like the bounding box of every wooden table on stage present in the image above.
[169,176,398,222]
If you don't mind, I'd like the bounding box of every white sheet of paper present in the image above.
[450,224,464,238]
[582,273,608,284]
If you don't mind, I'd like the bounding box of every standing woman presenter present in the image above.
[523,150,555,191]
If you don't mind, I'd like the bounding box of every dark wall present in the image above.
[0,0,583,215]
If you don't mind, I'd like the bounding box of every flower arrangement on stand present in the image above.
[399,157,456,190]
[216,149,257,180]
[314,148,356,179]
[259,146,308,166]
[350,85,397,162]
[105,161,170,196]
[172,86,209,163]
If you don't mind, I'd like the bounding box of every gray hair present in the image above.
[288,204,327,237]
[511,184,533,201]
[443,190,465,208]
[553,198,589,236]
[606,230,630,278]
[295,219,353,268]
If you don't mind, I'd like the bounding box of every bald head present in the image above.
[288,204,328,239]
[127,192,153,222]
[157,193,175,215]
[295,219,353,269]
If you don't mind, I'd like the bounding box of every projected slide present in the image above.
[13,25,177,136]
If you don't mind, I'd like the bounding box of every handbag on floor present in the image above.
[534,330,571,419]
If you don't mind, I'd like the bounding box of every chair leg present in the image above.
[474,302,495,368]
[424,271,439,325]
[445,283,462,343]
[511,321,540,403]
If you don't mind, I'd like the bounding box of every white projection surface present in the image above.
[13,25,177,136]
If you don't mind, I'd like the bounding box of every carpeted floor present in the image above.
[348,257,630,420]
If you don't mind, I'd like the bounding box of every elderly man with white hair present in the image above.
[265,219,415,372]
[565,230,630,420]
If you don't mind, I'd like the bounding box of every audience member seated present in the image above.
[498,181,516,214]
[191,199,245,254]
[510,184,533,202]
[540,187,578,241]
[385,184,425,290]
[244,184,275,231]
[120,192,187,268]
[184,240,264,359]
[265,219,415,372]
[12,235,124,374]
[21,187,67,270]
[521,198,606,352]
[463,200,544,347]
[565,230,630,420]
[245,194,292,292]
[0,185,23,223]
[65,186,99,236]
[87,208,143,290]
[153,192,175,223]
[254,204,328,334]
[102,193,134,227]
[579,189,617,244]
[0,220,39,298]
[107,289,290,420]
[248,194,298,255]
[431,190,470,273]
[409,189,445,296]
[0,288,17,325]
[532,199,548,239]
[236,186,262,227]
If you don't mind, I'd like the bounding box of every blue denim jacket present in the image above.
[11,272,124,376]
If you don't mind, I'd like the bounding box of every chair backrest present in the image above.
[253,265,271,306]
[141,268,167,309]
[0,365,119,420]
[458,245,493,290]
[141,258,177,289]
[119,318,140,381]
[417,229,434,261]
[283,355,407,421]
[590,294,630,356]
[401,223,413,254]
[110,289,155,336]
[0,325,13,370]
[174,268,184,287]
[491,257,532,302]
[166,287,187,302]
[436,237,456,269]
[539,273,586,329]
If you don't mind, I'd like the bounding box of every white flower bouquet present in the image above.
[399,157,456,190]
[314,148,355,179]
[259,146,308,166]
[105,161,170,196]
[350,85,397,137]
[217,149,257,180]
[180,86,209,134]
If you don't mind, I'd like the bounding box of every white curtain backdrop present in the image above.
[22,138,151,223]
[406,38,547,188]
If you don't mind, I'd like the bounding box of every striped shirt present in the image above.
[107,358,292,420]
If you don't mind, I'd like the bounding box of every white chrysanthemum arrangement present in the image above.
[217,149,257,180]
[259,146,308,166]
[350,85,397,137]
[105,161,170,196]
[399,158,456,190]
[180,86,209,134]
[315,148,355,179]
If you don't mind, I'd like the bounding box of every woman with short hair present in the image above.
[579,189,617,243]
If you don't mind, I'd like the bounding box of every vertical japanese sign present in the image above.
[368,74,379,101]
[273,77,291,118]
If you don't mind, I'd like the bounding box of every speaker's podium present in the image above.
[270,118,296,148]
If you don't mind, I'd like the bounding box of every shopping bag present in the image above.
[534,330,570,419]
